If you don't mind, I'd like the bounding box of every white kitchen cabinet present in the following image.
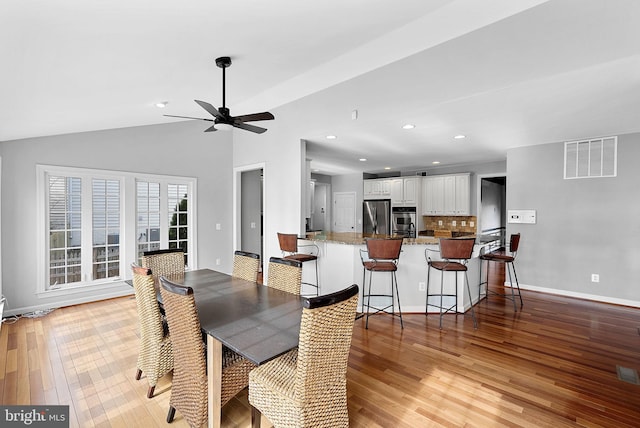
[390,177,420,206]
[363,178,392,199]
[422,173,470,215]
[454,174,470,215]
[422,176,444,214]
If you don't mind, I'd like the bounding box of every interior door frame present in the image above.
[233,162,266,260]
[475,172,507,238]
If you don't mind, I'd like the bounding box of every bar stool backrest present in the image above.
[439,238,475,260]
[366,238,403,261]
[277,233,299,253]
[509,233,521,254]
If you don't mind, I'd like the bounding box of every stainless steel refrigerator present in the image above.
[363,199,391,235]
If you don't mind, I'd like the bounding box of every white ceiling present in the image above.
[2,0,640,175]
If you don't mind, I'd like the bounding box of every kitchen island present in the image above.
[299,232,489,314]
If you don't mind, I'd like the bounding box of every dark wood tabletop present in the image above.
[166,268,304,365]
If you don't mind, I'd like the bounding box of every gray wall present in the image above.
[0,120,234,313]
[507,132,640,304]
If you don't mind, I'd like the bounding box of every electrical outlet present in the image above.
[250,222,256,229]
[438,220,443,226]
[418,282,426,291]
[461,221,466,226]
[216,223,221,230]
[469,221,474,227]
[216,258,221,266]
[591,273,600,283]
[452,220,457,227]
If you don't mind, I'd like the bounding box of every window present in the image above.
[136,181,191,266]
[564,136,617,179]
[38,165,196,294]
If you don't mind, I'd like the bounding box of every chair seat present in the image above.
[429,261,467,271]
[284,253,318,263]
[363,261,398,272]
[480,253,515,262]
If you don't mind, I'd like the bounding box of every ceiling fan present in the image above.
[164,56,274,134]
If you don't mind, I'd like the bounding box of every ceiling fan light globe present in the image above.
[214,123,233,131]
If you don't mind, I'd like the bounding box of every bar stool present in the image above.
[426,238,477,329]
[277,233,319,296]
[479,233,523,311]
[359,237,404,329]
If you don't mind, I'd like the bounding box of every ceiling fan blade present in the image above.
[204,124,218,132]
[164,114,213,122]
[233,112,275,123]
[194,100,223,119]
[233,122,268,134]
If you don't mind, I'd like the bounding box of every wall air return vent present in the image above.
[564,136,617,179]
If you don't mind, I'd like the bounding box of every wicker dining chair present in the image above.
[159,275,256,427]
[131,264,173,398]
[249,284,359,428]
[267,257,302,295]
[232,250,261,282]
[141,249,185,281]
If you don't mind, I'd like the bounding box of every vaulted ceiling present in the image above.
[2,0,639,175]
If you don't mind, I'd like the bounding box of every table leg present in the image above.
[207,335,222,428]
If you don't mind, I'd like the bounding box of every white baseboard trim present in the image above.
[514,282,640,308]
[2,288,134,318]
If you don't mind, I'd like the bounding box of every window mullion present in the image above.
[81,177,93,283]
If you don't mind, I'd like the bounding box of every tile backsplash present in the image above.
[422,215,477,235]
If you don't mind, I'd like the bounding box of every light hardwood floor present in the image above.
[1,264,640,427]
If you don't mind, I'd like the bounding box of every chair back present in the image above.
[131,264,167,352]
[158,276,207,428]
[439,238,475,260]
[295,284,359,402]
[510,233,521,254]
[277,233,299,253]
[232,250,260,282]
[366,237,403,261]
[267,257,302,295]
[141,249,185,280]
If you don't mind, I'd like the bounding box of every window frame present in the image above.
[36,165,197,297]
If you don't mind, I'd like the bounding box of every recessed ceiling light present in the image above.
[384,167,391,170]
[326,135,337,140]
[454,134,466,139]
[155,101,168,108]
[359,158,367,162]
[402,124,415,129]
[432,161,441,165]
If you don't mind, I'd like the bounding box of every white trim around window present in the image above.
[36,164,197,297]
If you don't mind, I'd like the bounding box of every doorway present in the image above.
[311,182,330,231]
[234,163,266,265]
[478,174,506,246]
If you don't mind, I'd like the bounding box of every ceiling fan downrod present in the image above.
[215,56,232,111]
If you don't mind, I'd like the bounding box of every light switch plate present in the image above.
[508,210,536,224]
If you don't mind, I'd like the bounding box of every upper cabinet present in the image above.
[363,178,392,199]
[422,173,470,215]
[390,177,420,206]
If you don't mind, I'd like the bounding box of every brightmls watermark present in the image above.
[1,406,69,427]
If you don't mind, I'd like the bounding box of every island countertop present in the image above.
[303,231,480,246]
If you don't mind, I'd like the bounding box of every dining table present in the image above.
[136,268,304,428]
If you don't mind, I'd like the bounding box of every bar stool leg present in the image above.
[365,271,373,329]
[425,265,431,320]
[506,262,517,311]
[393,271,403,328]
[464,271,478,329]
[511,262,523,308]
[439,269,445,329]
